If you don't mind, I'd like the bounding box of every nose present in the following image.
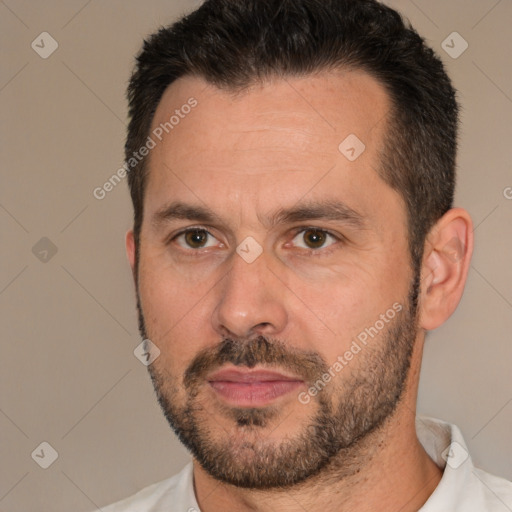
[211,249,288,340]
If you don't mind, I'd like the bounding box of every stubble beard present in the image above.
[137,274,420,489]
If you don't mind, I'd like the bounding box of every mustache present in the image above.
[183,336,328,391]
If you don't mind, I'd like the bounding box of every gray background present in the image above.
[1,1,511,510]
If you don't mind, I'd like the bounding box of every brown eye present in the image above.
[184,229,208,248]
[303,229,327,248]
[174,228,219,250]
[290,228,337,251]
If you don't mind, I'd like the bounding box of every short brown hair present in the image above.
[126,0,458,274]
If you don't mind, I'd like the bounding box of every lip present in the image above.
[207,367,304,407]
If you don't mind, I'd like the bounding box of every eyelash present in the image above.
[287,226,342,255]
[168,226,343,256]
[167,226,218,257]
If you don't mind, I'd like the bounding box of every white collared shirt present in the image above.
[98,416,512,511]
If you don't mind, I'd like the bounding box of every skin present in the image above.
[126,70,474,511]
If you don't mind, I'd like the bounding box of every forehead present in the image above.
[144,70,400,231]
[151,70,390,160]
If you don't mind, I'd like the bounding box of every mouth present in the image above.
[207,367,304,407]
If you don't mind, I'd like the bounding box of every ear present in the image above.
[125,229,137,283]
[418,207,474,331]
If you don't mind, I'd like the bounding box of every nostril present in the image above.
[255,322,272,330]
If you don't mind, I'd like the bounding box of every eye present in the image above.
[173,228,221,250]
[290,228,338,250]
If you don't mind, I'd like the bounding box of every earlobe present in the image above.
[418,208,474,331]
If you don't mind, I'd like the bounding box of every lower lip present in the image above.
[209,380,303,407]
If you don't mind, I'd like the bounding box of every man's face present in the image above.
[130,71,420,488]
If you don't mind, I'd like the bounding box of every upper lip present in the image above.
[207,367,303,383]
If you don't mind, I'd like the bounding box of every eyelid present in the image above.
[287,226,345,251]
[168,225,221,248]
[290,225,343,240]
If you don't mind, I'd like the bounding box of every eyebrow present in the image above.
[152,201,224,229]
[265,199,366,229]
[151,199,367,231]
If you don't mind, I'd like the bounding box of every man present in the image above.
[103,0,512,510]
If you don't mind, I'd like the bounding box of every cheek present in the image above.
[138,246,217,327]
[287,257,408,356]
[137,252,222,371]
[138,264,181,334]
